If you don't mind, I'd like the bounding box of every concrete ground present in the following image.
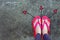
[0,0,60,40]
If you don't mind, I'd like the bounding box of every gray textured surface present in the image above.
[0,0,60,40]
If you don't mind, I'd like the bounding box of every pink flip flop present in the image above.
[32,16,41,37]
[42,16,50,34]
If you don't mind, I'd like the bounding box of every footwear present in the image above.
[32,16,41,37]
[42,16,50,34]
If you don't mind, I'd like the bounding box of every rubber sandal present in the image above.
[32,16,41,37]
[42,16,50,34]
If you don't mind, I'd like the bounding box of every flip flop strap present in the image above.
[43,20,50,30]
[35,21,41,29]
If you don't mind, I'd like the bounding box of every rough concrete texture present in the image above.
[0,0,60,40]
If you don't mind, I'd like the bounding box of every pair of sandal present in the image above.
[32,16,50,37]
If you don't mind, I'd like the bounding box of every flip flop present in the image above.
[32,16,41,37]
[42,16,50,34]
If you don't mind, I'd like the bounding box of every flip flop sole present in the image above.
[32,16,41,37]
[42,16,50,34]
